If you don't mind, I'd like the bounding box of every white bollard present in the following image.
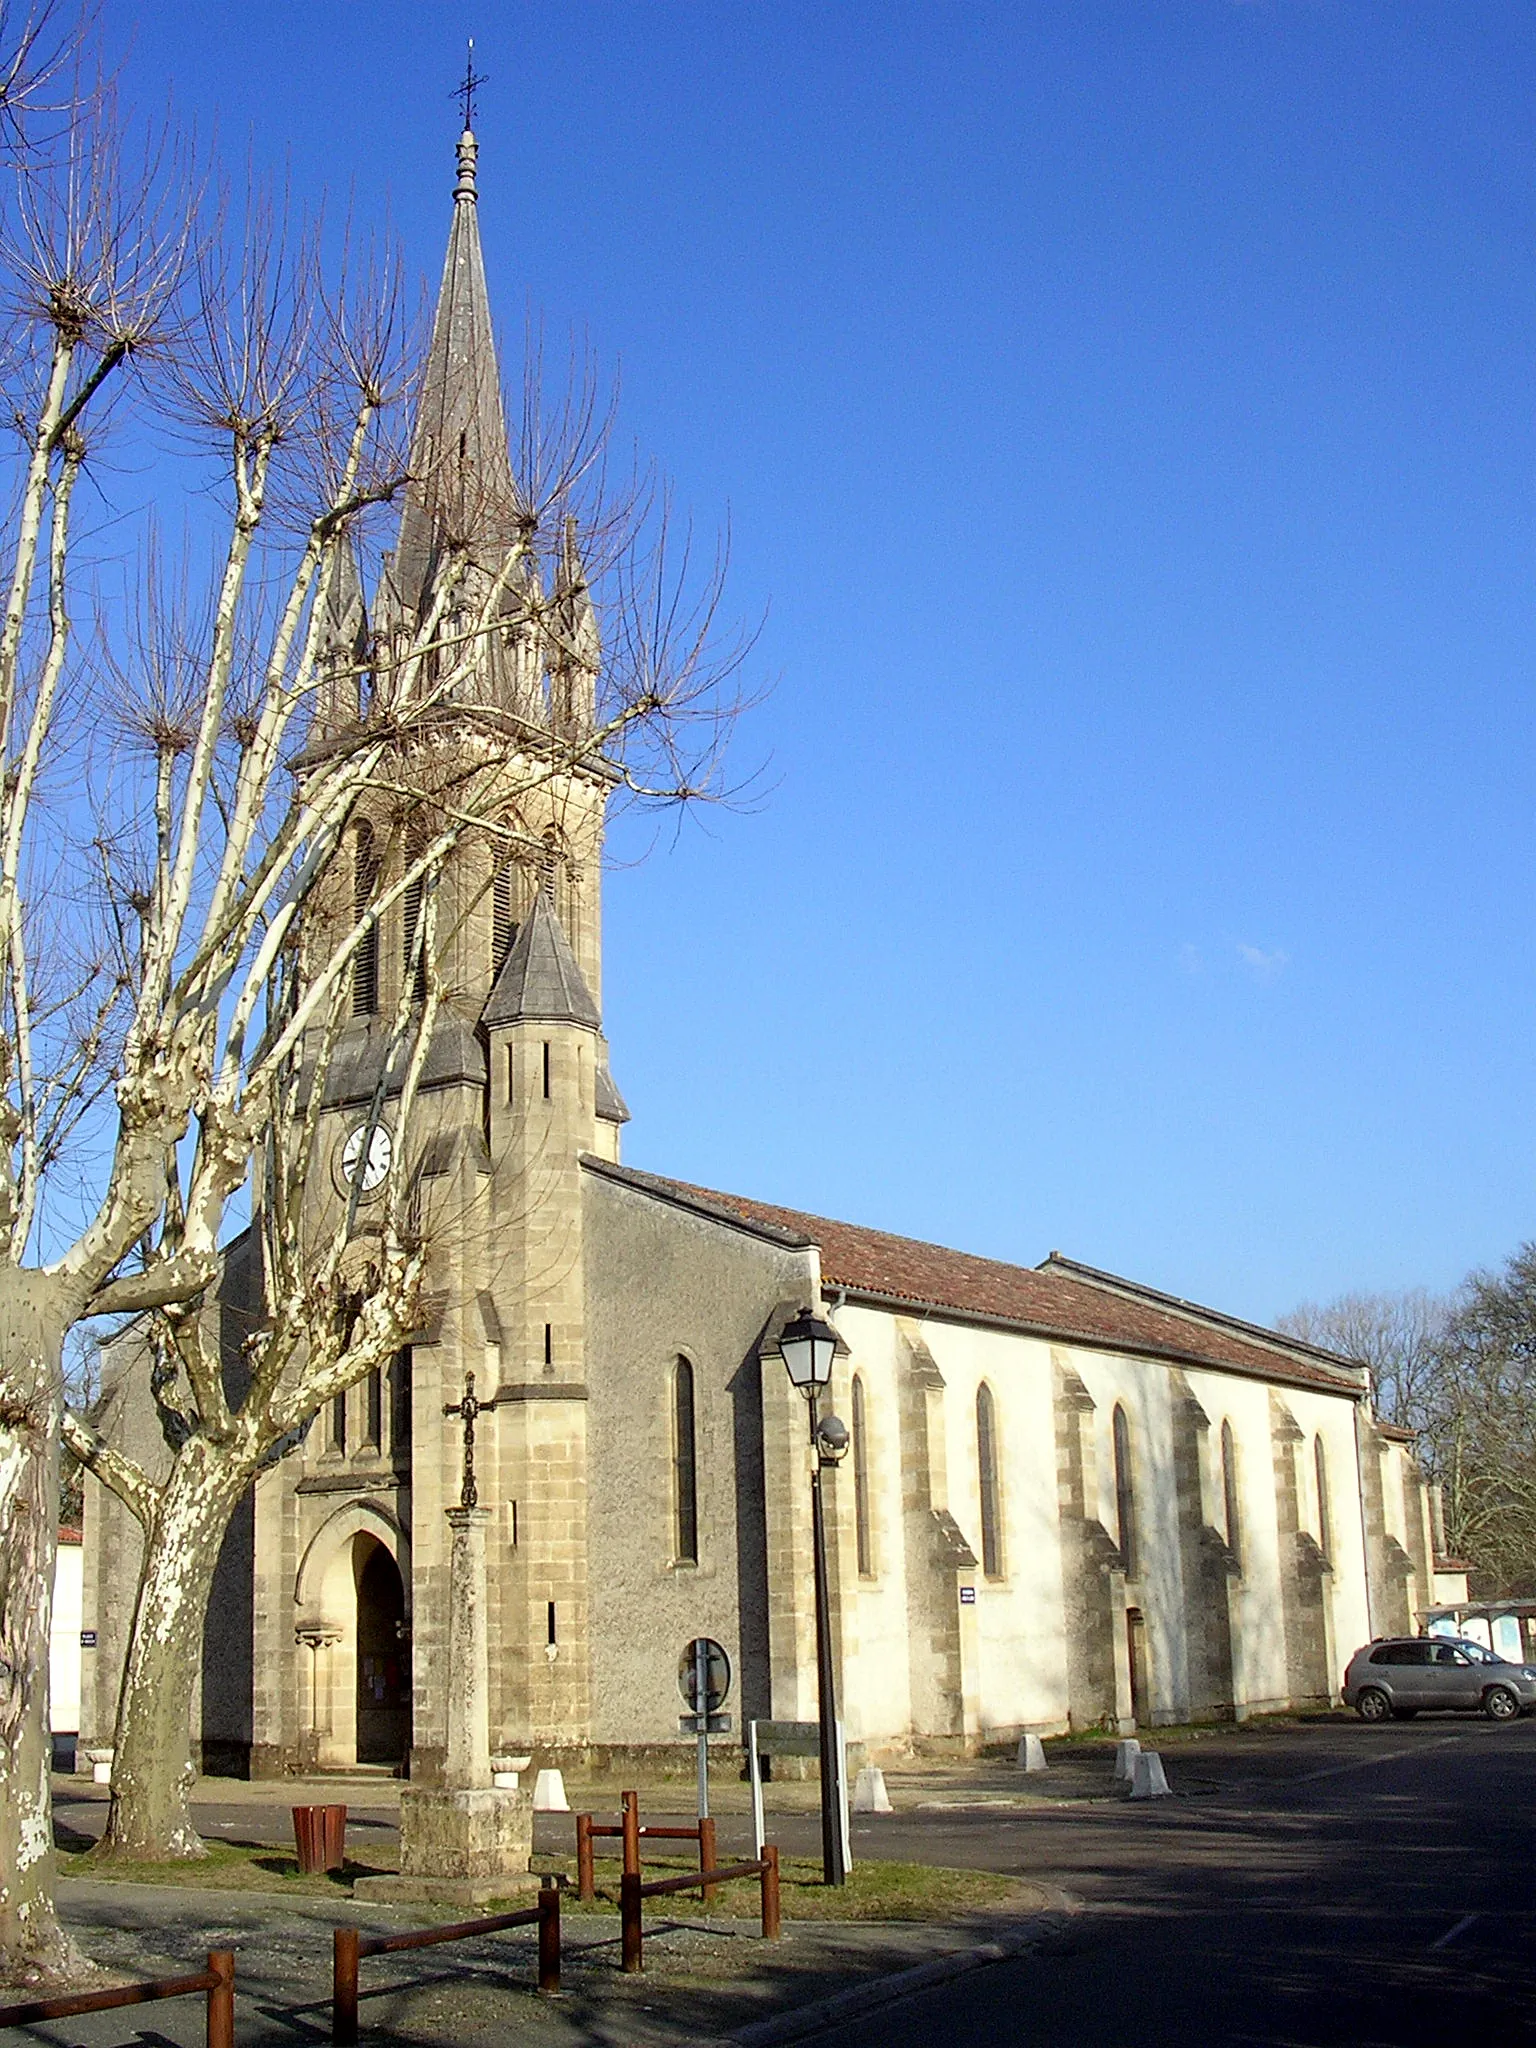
[491,1753,531,1791]
[851,1765,893,1813]
[1017,1734,1048,1774]
[86,1748,114,1786]
[532,1767,570,1812]
[1111,1737,1141,1783]
[1128,1750,1171,1800]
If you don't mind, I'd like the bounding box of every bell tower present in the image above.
[263,114,628,1781]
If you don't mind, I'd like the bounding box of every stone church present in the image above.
[81,124,1458,1781]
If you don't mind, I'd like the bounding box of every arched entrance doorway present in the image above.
[355,1541,411,1766]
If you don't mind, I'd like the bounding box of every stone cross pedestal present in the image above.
[357,1459,532,1906]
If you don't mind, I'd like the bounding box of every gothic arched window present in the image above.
[1112,1404,1137,1576]
[673,1357,698,1565]
[491,858,516,975]
[852,1375,873,1577]
[1221,1419,1242,1566]
[352,822,379,1016]
[976,1383,1002,1579]
[402,820,429,1002]
[1314,1435,1331,1561]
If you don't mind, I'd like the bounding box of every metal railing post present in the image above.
[621,1789,640,1878]
[620,1871,643,1972]
[205,1951,235,2048]
[575,1812,595,1900]
[538,1884,561,1995]
[333,1926,360,2046]
[760,1844,781,1940]
[698,1815,717,1905]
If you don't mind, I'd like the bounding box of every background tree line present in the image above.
[1281,1244,1536,1599]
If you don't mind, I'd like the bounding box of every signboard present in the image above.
[79,1630,97,1648]
[679,1712,733,1734]
[959,1586,977,1606]
[678,1637,731,1715]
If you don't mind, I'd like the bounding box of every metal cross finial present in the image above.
[443,1369,498,1509]
[454,39,488,131]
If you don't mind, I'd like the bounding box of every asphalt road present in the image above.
[52,1718,1536,2044]
[828,1720,1536,2047]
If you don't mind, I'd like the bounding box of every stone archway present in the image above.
[293,1503,410,1770]
[355,1541,411,1766]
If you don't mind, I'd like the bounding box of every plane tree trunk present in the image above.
[98,1440,258,1861]
[0,1277,87,1985]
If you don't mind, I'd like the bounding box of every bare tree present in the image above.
[0,72,749,1978]
[1276,1289,1451,1437]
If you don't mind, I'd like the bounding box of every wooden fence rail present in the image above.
[332,1887,560,2044]
[620,1845,781,1973]
[0,1951,235,2048]
[576,1790,720,1902]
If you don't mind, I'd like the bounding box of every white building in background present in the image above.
[52,1525,82,1765]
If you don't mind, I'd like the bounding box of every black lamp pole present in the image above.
[805,1390,848,1887]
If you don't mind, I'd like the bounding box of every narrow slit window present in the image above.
[542,1041,551,1099]
[1112,1404,1136,1577]
[674,1356,699,1564]
[352,822,379,1016]
[330,1389,347,1455]
[402,823,429,1002]
[364,1369,382,1448]
[547,1601,557,1645]
[852,1375,873,1576]
[543,1323,553,1369]
[389,1349,411,1463]
[492,860,515,975]
[1221,1419,1242,1567]
[1313,1435,1331,1561]
[977,1383,1002,1578]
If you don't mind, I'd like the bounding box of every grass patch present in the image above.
[57,1838,395,1895]
[529,1852,1030,1922]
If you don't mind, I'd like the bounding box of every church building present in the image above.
[81,124,1455,1780]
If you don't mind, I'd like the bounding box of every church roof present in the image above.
[393,127,521,611]
[482,886,601,1032]
[580,1159,1369,1399]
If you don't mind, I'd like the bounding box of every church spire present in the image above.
[393,103,521,613]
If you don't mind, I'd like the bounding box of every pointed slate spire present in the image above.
[394,125,522,612]
[317,532,369,728]
[549,513,599,737]
[482,880,600,1032]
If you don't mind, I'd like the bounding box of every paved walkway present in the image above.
[40,1876,1061,2047]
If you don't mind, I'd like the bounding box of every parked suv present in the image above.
[1343,1637,1536,1722]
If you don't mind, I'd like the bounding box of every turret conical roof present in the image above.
[482,883,601,1032]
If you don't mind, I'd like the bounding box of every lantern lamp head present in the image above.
[778,1307,838,1391]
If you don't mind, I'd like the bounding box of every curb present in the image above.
[717,1893,1080,2048]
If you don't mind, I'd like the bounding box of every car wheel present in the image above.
[1483,1685,1519,1722]
[1356,1687,1392,1723]
[1391,1707,1418,1720]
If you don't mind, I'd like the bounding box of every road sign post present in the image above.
[678,1638,731,1822]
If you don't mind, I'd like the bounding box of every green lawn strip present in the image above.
[56,1837,1029,1923]
[529,1852,1030,1922]
[57,1840,393,1894]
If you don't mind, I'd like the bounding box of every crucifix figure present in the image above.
[454,40,488,131]
[443,1369,500,1509]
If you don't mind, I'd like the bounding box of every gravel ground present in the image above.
[32,1875,1064,2047]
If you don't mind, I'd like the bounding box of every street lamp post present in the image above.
[778,1306,849,1887]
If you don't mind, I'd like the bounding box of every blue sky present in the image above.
[116,3,1536,1323]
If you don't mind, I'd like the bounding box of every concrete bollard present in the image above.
[851,1766,893,1813]
[85,1748,114,1786]
[491,1753,531,1790]
[532,1768,570,1812]
[1128,1750,1171,1799]
[1111,1737,1141,1784]
[1017,1734,1048,1774]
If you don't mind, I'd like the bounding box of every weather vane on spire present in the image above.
[455,39,488,130]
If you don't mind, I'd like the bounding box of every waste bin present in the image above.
[292,1802,347,1874]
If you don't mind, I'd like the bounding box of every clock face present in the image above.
[338,1120,393,1196]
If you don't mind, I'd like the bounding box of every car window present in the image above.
[1457,1641,1498,1664]
[1376,1643,1432,1665]
[1433,1646,1472,1665]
